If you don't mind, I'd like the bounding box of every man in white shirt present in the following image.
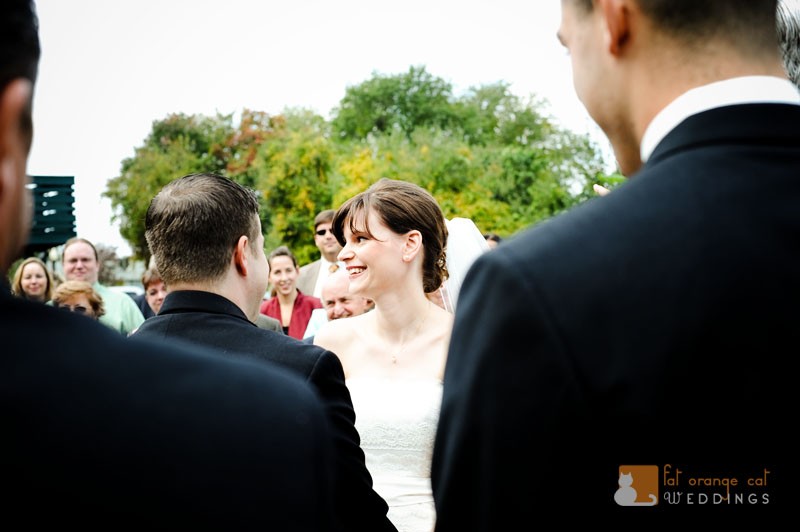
[303,269,374,340]
[296,209,343,297]
[434,0,798,525]
[62,237,144,335]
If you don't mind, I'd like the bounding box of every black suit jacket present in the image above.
[2,286,335,529]
[432,104,799,526]
[133,290,396,532]
[132,292,155,319]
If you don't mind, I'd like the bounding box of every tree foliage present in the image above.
[332,66,460,140]
[253,109,337,265]
[96,244,122,285]
[103,67,618,264]
[104,113,234,260]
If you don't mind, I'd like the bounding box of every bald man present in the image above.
[303,269,374,340]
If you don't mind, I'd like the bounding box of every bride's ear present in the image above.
[401,230,423,262]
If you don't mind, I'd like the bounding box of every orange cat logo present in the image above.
[614,465,658,506]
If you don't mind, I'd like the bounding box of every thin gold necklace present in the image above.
[391,301,432,364]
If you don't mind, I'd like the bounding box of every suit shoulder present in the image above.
[299,260,320,274]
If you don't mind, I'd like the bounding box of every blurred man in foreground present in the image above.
[1,2,336,527]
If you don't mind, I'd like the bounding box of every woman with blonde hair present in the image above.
[52,280,105,320]
[11,257,54,302]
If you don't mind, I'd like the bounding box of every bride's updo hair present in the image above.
[332,178,449,293]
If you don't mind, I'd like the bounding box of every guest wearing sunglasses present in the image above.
[296,209,344,298]
[52,280,105,320]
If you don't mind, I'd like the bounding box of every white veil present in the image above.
[441,217,490,313]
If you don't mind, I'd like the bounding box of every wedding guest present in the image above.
[139,264,167,317]
[296,209,344,297]
[62,237,144,334]
[303,268,374,340]
[261,245,322,339]
[2,2,337,527]
[482,232,502,249]
[433,0,797,525]
[11,256,54,302]
[51,280,104,319]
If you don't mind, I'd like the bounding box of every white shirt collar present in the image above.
[641,76,800,163]
[312,258,343,297]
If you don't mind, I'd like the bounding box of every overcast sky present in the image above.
[27,0,610,256]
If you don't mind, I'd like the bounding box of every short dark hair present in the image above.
[0,0,40,92]
[483,232,503,244]
[1,0,39,145]
[643,0,778,53]
[569,0,780,54]
[145,173,261,285]
[332,178,449,293]
[314,209,335,229]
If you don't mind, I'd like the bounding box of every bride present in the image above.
[314,178,456,532]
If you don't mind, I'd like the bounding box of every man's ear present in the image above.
[0,79,34,270]
[0,78,33,189]
[598,0,631,56]
[233,235,249,276]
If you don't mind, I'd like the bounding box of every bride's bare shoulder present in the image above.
[314,312,371,350]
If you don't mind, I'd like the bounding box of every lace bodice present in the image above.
[347,377,443,532]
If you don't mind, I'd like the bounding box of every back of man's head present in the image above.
[642,0,779,54]
[0,0,40,271]
[1,0,40,91]
[571,0,780,55]
[145,173,261,286]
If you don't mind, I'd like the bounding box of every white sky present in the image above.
[28,0,610,257]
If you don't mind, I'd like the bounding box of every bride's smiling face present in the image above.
[338,208,408,298]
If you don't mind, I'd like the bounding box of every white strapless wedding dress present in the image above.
[347,377,443,532]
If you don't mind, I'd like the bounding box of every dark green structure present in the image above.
[25,175,76,255]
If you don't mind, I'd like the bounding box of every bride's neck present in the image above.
[375,294,431,336]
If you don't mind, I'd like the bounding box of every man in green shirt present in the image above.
[62,237,144,335]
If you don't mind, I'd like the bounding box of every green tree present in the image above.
[253,108,337,265]
[104,112,274,261]
[104,67,616,261]
[331,65,459,140]
[96,243,122,285]
[452,82,555,147]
